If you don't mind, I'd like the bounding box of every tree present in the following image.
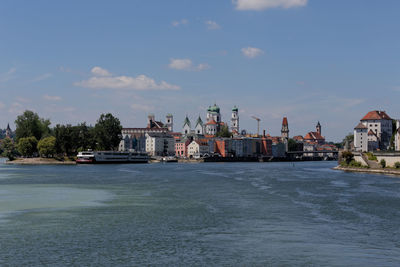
[216,125,232,138]
[15,110,50,141]
[54,124,73,156]
[1,138,18,160]
[288,138,300,152]
[341,151,354,165]
[37,136,56,158]
[17,136,38,157]
[94,113,122,150]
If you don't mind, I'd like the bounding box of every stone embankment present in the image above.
[6,158,76,165]
[334,166,400,176]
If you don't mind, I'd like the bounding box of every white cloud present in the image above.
[32,73,52,82]
[241,47,264,58]
[168,58,210,71]
[91,66,111,77]
[205,20,221,30]
[75,67,180,91]
[0,67,16,82]
[8,102,24,114]
[131,103,155,112]
[43,94,62,101]
[234,0,308,10]
[172,19,188,27]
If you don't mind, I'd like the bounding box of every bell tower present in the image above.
[166,114,173,132]
[316,121,321,135]
[231,106,239,134]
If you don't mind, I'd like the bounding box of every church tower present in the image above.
[281,117,289,152]
[6,123,11,138]
[231,106,239,134]
[281,117,289,139]
[316,121,321,135]
[166,114,173,132]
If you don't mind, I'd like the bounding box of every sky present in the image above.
[0,0,399,142]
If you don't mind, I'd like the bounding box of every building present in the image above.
[145,132,175,156]
[304,122,325,145]
[395,120,400,151]
[5,123,12,139]
[353,110,393,152]
[281,117,289,152]
[119,114,173,152]
[359,110,392,150]
[175,139,191,158]
[194,116,204,135]
[182,116,191,135]
[187,140,209,158]
[205,119,218,136]
[231,106,239,134]
[354,123,368,152]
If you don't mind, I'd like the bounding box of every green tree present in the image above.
[15,110,51,141]
[342,133,354,148]
[94,113,122,150]
[341,151,354,165]
[216,125,232,138]
[54,124,73,155]
[1,138,18,160]
[380,159,386,168]
[288,138,298,152]
[37,136,56,158]
[17,136,38,157]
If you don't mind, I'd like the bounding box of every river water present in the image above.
[0,161,399,266]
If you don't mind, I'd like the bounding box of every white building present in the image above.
[395,120,400,151]
[354,123,368,152]
[182,116,191,135]
[194,116,204,135]
[187,140,209,158]
[353,110,393,151]
[145,132,175,157]
[231,106,239,134]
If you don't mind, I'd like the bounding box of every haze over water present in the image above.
[0,161,400,266]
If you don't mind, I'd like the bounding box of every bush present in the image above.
[365,152,377,161]
[380,159,386,168]
[341,151,354,165]
[37,136,56,158]
[17,136,38,157]
[349,160,362,168]
[395,162,400,169]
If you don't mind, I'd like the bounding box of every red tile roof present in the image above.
[354,122,367,129]
[206,119,217,125]
[304,131,325,141]
[361,110,391,121]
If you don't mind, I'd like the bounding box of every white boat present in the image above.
[76,150,149,164]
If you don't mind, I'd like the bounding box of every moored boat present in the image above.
[76,150,149,164]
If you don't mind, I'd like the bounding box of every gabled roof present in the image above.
[195,116,203,127]
[354,122,367,129]
[183,116,191,127]
[368,129,377,136]
[304,131,325,141]
[361,110,392,121]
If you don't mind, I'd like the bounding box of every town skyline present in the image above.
[1,0,400,142]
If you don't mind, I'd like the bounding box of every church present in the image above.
[181,103,239,137]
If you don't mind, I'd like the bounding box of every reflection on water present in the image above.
[0,161,400,266]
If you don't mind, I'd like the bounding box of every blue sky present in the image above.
[1,0,399,141]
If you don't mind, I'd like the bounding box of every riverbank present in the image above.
[334,165,400,176]
[6,158,76,165]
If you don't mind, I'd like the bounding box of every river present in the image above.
[0,161,399,266]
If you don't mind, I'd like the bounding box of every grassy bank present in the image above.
[6,158,76,165]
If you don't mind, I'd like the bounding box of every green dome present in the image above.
[209,103,220,113]
[232,106,238,112]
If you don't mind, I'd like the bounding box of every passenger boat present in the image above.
[76,150,149,164]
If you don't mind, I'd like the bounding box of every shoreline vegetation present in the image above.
[6,158,76,165]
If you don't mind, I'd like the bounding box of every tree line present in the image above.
[1,110,122,160]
